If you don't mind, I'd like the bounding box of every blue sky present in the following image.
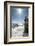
[10,7,28,24]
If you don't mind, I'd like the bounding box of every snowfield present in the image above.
[12,25,24,37]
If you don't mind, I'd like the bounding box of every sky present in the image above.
[10,7,28,25]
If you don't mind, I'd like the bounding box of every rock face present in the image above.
[12,25,24,37]
[23,16,28,36]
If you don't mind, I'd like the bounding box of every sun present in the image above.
[17,8,22,14]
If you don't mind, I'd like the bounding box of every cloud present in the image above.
[12,21,24,25]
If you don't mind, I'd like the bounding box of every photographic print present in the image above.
[4,1,34,44]
[10,7,28,38]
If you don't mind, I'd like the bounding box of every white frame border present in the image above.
[7,3,33,43]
